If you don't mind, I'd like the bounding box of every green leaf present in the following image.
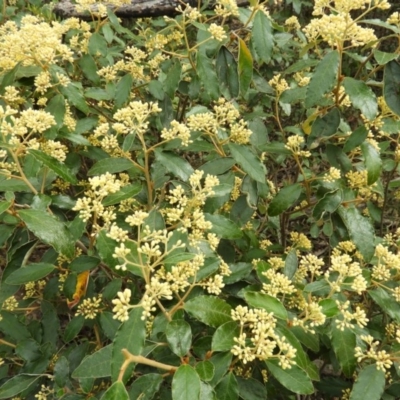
[199,157,236,176]
[45,94,66,129]
[154,149,194,181]
[100,381,129,400]
[164,59,182,99]
[88,32,108,56]
[79,54,101,84]
[128,374,163,400]
[215,372,239,400]
[172,365,201,400]
[29,150,77,184]
[252,11,273,64]
[237,376,268,400]
[343,125,368,152]
[69,256,99,273]
[0,201,11,216]
[209,352,233,386]
[63,315,85,342]
[111,307,146,382]
[384,60,400,116]
[60,82,89,114]
[216,46,239,98]
[212,321,240,352]
[336,206,375,261]
[374,50,398,65]
[238,37,253,97]
[343,77,378,121]
[18,209,75,258]
[96,230,118,268]
[102,183,142,206]
[72,345,112,379]
[313,190,343,220]
[164,253,196,265]
[349,364,385,400]
[0,375,41,399]
[361,142,382,185]
[166,320,192,357]
[368,286,400,323]
[244,291,287,320]
[88,158,134,176]
[196,361,215,382]
[115,74,133,109]
[184,295,232,328]
[306,51,340,108]
[331,326,356,378]
[308,107,341,147]
[205,213,243,239]
[265,360,314,395]
[268,183,302,216]
[54,356,69,387]
[319,299,339,318]
[228,143,265,183]
[197,51,219,100]
[283,249,298,280]
[5,262,55,285]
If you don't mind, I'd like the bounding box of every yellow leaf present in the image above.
[67,270,89,309]
[302,113,319,135]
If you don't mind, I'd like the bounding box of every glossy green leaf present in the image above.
[115,74,133,109]
[128,374,163,400]
[384,60,400,116]
[69,256,99,273]
[102,183,142,206]
[60,82,89,114]
[268,183,302,216]
[5,262,55,285]
[252,10,273,64]
[209,352,233,386]
[111,307,146,382]
[164,59,182,98]
[88,158,134,176]
[154,149,194,181]
[368,286,400,322]
[184,296,232,328]
[228,143,265,183]
[18,209,75,258]
[349,364,385,400]
[172,365,201,400]
[199,158,236,176]
[343,77,378,121]
[72,345,112,379]
[166,320,192,357]
[88,32,108,56]
[79,54,101,84]
[0,201,11,215]
[195,361,215,382]
[215,372,239,400]
[266,360,314,394]
[100,381,129,400]
[238,37,253,96]
[331,326,356,378]
[306,51,340,108]
[216,46,239,98]
[283,249,298,280]
[54,356,69,387]
[308,107,341,146]
[237,377,268,400]
[361,142,382,185]
[336,206,375,261]
[0,375,41,399]
[373,50,398,65]
[63,315,85,342]
[205,213,243,239]
[244,291,287,320]
[319,299,339,318]
[343,125,368,152]
[313,190,343,220]
[96,230,118,268]
[45,94,66,128]
[197,51,219,100]
[212,321,240,352]
[29,150,77,184]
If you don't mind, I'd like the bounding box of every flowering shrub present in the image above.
[0,0,400,398]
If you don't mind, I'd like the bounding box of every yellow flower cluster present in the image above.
[231,305,297,368]
[285,135,311,158]
[355,335,393,371]
[75,0,131,18]
[76,295,103,319]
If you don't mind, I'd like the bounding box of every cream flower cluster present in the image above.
[187,98,252,145]
[0,16,73,71]
[75,0,131,18]
[285,135,311,158]
[231,305,297,368]
[355,335,393,372]
[73,172,125,228]
[292,301,326,333]
[335,301,368,331]
[214,0,240,17]
[371,244,400,287]
[76,295,103,319]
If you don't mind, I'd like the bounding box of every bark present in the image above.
[53,0,249,19]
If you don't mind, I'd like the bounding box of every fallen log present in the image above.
[53,0,249,19]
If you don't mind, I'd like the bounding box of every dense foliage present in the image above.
[1,0,400,398]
